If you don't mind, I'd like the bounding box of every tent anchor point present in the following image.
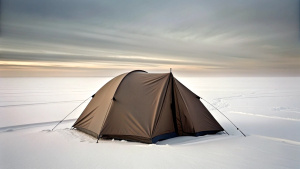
[200,97,246,137]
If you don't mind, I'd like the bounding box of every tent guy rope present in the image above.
[0,100,85,107]
[200,97,247,137]
[51,96,92,131]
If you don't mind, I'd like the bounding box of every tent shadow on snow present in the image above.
[156,132,226,145]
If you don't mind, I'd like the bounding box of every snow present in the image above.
[0,77,299,169]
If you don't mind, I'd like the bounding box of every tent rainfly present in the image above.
[73,70,224,143]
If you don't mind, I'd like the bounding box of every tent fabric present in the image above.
[73,70,223,143]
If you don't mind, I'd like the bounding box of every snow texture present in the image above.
[0,77,299,169]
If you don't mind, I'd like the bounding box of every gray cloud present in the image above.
[1,0,299,76]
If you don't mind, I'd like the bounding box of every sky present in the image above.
[0,0,299,77]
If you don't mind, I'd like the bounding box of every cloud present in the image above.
[1,0,299,76]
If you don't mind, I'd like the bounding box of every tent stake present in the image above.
[51,96,92,131]
[200,97,246,137]
[223,130,229,135]
[96,135,101,143]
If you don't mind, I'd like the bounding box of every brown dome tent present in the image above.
[73,70,223,143]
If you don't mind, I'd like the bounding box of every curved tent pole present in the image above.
[113,70,147,95]
[51,96,92,131]
[200,97,246,137]
[96,70,148,143]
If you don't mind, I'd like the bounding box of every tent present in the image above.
[73,70,223,143]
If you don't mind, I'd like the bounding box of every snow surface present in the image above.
[0,77,299,169]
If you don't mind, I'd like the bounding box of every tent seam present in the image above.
[151,73,172,137]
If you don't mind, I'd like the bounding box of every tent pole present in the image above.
[51,96,92,131]
[170,74,179,135]
[200,97,246,137]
